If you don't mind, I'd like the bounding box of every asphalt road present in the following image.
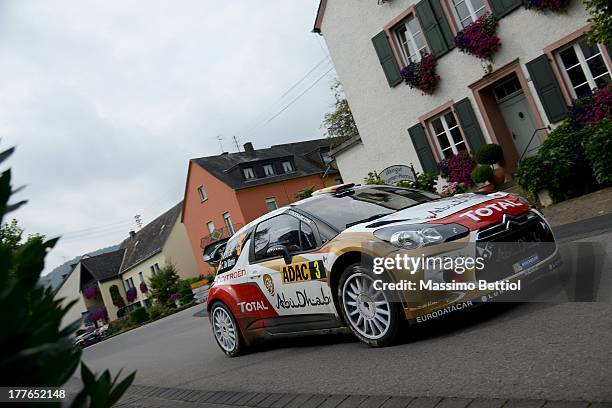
[81,230,612,402]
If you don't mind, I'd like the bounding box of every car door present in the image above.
[247,211,336,321]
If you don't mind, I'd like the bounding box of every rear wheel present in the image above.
[338,263,403,347]
[210,302,243,357]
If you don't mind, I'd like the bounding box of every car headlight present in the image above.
[374,223,469,250]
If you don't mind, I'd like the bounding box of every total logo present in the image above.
[459,199,523,222]
[237,301,269,312]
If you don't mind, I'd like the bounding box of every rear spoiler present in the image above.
[202,238,229,266]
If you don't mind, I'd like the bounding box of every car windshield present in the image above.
[295,186,438,230]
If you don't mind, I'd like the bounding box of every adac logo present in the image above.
[263,274,275,296]
[281,260,326,284]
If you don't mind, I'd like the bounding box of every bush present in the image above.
[148,263,180,307]
[475,143,503,165]
[364,171,385,185]
[516,120,596,202]
[0,146,135,405]
[178,278,197,304]
[583,120,612,185]
[129,307,149,325]
[398,172,438,192]
[107,319,127,335]
[567,85,611,128]
[471,165,493,184]
[147,303,169,320]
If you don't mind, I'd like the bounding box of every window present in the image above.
[429,111,466,158]
[207,221,215,234]
[556,38,610,98]
[282,161,293,173]
[394,16,427,65]
[295,186,436,231]
[263,164,275,176]
[253,214,317,261]
[125,277,134,289]
[138,272,144,283]
[223,212,235,235]
[493,77,522,101]
[243,167,255,180]
[265,197,278,212]
[149,263,160,275]
[450,0,487,29]
[335,178,344,185]
[197,185,207,202]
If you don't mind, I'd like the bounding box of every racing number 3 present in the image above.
[281,261,326,284]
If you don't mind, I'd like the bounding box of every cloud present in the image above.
[0,0,335,274]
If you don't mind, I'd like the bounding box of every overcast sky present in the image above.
[0,0,335,275]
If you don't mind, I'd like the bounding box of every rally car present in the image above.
[205,183,558,356]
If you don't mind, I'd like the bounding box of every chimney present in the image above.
[129,231,136,240]
[243,142,255,157]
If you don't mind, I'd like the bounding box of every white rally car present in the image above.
[205,184,558,356]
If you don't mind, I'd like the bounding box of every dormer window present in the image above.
[282,161,293,173]
[243,167,255,180]
[320,150,333,165]
[263,164,275,177]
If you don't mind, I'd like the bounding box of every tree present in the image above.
[148,263,180,306]
[0,146,135,406]
[584,0,612,45]
[322,79,359,146]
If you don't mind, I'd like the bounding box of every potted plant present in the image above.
[139,281,148,294]
[475,143,505,186]
[440,182,469,197]
[471,165,495,192]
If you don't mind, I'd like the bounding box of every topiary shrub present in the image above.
[471,165,493,184]
[475,143,503,165]
[129,307,149,325]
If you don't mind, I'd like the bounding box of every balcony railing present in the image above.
[200,223,243,249]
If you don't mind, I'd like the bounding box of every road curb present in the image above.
[115,384,611,408]
[552,213,612,240]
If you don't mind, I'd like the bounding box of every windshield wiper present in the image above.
[346,213,390,228]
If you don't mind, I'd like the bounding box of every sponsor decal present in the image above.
[263,273,275,296]
[217,268,246,282]
[237,300,269,312]
[426,197,473,218]
[276,287,332,309]
[281,260,326,284]
[415,301,473,323]
[287,210,313,225]
[459,199,523,222]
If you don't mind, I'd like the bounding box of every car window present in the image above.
[253,214,316,261]
[295,187,437,231]
[218,227,252,273]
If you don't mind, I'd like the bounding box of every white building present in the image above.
[313,0,610,183]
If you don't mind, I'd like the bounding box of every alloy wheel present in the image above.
[342,272,391,340]
[212,306,237,352]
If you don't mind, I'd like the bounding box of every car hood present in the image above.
[344,192,530,232]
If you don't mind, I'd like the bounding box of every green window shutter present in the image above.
[409,124,439,174]
[372,31,402,87]
[453,98,486,153]
[415,0,454,59]
[526,54,568,123]
[488,0,521,18]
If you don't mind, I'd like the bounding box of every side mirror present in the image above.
[202,239,228,267]
[266,245,292,264]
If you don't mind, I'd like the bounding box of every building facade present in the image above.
[314,0,610,182]
[59,201,200,323]
[182,139,342,275]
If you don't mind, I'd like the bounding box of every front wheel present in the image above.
[338,264,403,347]
[210,302,243,357]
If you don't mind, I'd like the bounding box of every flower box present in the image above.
[400,54,440,95]
[523,0,571,12]
[126,287,137,303]
[454,14,501,61]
